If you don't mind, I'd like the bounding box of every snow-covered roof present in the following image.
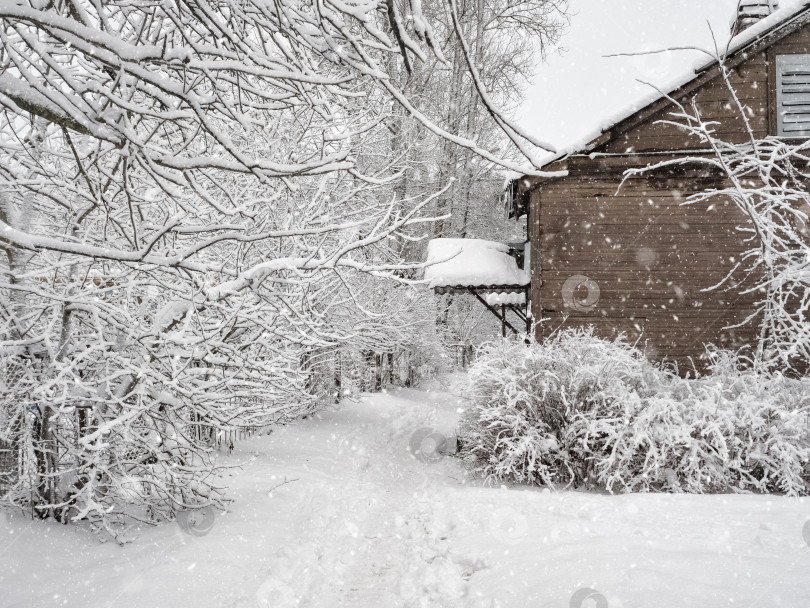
[544,0,810,165]
[717,0,809,63]
[424,239,530,289]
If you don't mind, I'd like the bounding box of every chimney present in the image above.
[732,1,779,36]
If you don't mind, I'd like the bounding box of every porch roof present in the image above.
[424,238,530,290]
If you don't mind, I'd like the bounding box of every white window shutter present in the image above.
[776,54,810,138]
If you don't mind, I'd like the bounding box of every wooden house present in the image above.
[510,1,810,372]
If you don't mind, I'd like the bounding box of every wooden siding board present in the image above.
[534,165,761,370]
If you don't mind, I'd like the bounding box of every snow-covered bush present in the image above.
[459,330,810,496]
[580,351,810,496]
[458,328,649,488]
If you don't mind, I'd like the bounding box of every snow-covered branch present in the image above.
[629,61,810,371]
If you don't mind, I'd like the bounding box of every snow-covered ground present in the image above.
[2,375,809,608]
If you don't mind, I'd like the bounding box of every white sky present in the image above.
[517,0,802,156]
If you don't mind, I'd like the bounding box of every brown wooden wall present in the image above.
[530,160,762,373]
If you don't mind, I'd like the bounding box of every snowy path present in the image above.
[2,375,809,608]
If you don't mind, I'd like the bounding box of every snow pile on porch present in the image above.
[424,239,530,288]
[485,292,527,306]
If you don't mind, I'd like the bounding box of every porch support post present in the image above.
[468,289,522,336]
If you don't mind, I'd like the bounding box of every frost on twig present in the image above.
[627,56,810,372]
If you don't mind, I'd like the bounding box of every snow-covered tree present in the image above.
[627,58,810,373]
[0,0,566,538]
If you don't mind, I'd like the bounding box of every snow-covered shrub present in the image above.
[580,353,810,496]
[458,328,649,488]
[459,331,810,496]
